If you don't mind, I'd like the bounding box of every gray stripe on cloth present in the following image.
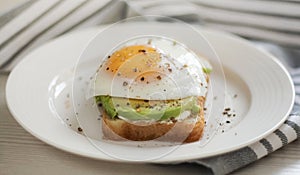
[60,0,124,35]
[0,0,37,28]
[0,0,63,67]
[191,0,300,18]
[295,87,300,95]
[292,102,300,114]
[274,129,289,146]
[195,147,257,175]
[0,0,90,69]
[204,23,300,48]
[128,0,300,47]
[0,0,62,49]
[259,139,273,153]
[285,120,300,138]
[1,0,127,71]
[136,1,300,33]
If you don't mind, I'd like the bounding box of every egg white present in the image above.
[91,36,210,100]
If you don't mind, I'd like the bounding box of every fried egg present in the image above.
[91,36,210,100]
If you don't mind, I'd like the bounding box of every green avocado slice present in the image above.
[95,95,200,121]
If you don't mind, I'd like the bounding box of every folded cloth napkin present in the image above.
[1,0,300,174]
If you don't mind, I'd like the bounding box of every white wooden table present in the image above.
[1,73,300,175]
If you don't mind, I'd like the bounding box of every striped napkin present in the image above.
[1,0,299,174]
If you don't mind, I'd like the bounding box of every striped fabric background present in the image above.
[1,0,300,71]
[195,113,300,175]
[0,0,299,174]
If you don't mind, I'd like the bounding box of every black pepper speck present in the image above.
[225,108,231,111]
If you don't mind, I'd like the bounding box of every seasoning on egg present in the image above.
[138,49,146,53]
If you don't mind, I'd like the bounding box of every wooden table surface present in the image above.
[1,72,300,175]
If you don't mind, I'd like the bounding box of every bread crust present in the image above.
[101,97,205,143]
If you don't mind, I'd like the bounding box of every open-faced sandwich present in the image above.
[93,37,211,143]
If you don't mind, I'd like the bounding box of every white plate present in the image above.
[6,22,294,163]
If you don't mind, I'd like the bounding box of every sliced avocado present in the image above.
[202,67,212,74]
[95,95,201,121]
[95,96,117,118]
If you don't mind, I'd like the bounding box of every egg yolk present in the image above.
[104,45,164,81]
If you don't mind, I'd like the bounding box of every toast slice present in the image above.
[101,96,205,143]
